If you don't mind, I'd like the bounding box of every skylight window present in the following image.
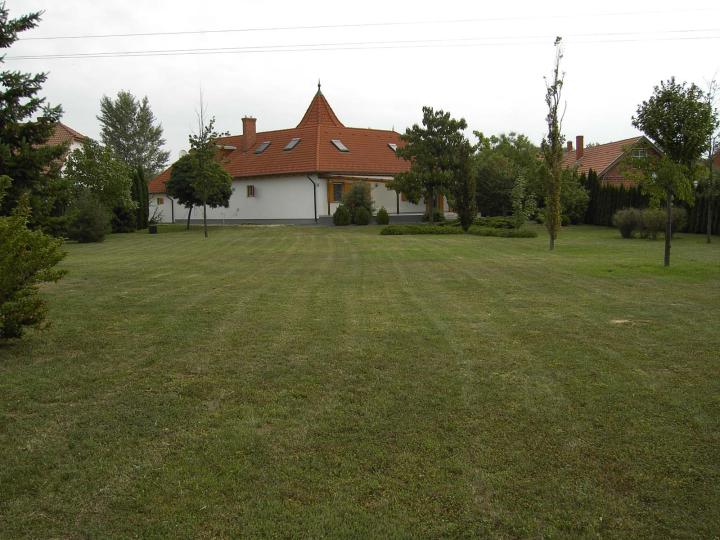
[388,143,398,152]
[331,139,349,152]
[284,138,301,151]
[254,141,271,154]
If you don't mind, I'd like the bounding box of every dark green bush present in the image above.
[67,192,112,243]
[380,224,463,235]
[640,208,665,240]
[40,215,69,238]
[380,224,536,237]
[376,206,390,225]
[474,216,515,229]
[561,214,571,227]
[612,208,642,238]
[333,205,351,226]
[354,206,371,225]
[468,226,537,238]
[342,182,373,221]
[111,205,137,233]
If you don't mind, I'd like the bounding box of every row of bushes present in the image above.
[333,205,390,226]
[380,224,537,237]
[612,207,687,239]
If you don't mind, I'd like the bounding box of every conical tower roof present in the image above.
[296,82,345,128]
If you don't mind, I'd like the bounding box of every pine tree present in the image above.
[0,4,66,225]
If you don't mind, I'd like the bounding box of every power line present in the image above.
[18,8,718,41]
[7,30,720,61]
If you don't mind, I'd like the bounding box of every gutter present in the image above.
[306,175,318,224]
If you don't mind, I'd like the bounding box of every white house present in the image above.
[45,122,86,171]
[148,85,445,224]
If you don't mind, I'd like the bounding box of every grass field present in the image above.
[1,224,719,538]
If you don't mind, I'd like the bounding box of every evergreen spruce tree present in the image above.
[0,4,66,225]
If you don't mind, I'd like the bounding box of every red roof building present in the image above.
[148,86,421,223]
[562,134,659,187]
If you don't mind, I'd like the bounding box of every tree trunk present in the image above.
[427,192,435,224]
[664,192,672,267]
[203,203,208,238]
[186,205,192,230]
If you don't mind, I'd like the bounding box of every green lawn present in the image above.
[1,224,719,538]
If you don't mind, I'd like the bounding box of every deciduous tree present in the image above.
[98,91,170,177]
[391,107,468,224]
[540,37,566,250]
[632,77,717,265]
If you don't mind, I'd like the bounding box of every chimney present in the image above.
[576,135,584,160]
[242,116,256,152]
[566,141,573,152]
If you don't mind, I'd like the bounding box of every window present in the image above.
[388,143,398,152]
[331,139,349,152]
[632,148,647,158]
[332,183,344,202]
[254,141,271,154]
[284,138,301,151]
[246,185,255,197]
[157,197,164,205]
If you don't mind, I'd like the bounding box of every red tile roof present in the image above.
[148,90,408,193]
[562,136,643,176]
[45,122,87,146]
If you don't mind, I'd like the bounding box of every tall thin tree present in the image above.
[540,37,566,251]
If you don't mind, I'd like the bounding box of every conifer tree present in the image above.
[0,4,66,225]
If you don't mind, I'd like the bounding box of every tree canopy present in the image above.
[391,106,469,223]
[98,90,170,177]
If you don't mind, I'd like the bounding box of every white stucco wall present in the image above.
[149,194,175,223]
[170,174,325,222]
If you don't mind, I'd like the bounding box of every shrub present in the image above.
[342,182,373,221]
[333,204,351,226]
[612,208,642,238]
[376,206,390,225]
[41,215,69,238]
[640,208,665,240]
[67,192,112,243]
[380,224,463,235]
[111,205,137,233]
[468,226,538,238]
[422,209,445,223]
[379,224,537,237]
[0,192,66,340]
[561,214,571,227]
[354,206,371,225]
[474,216,516,229]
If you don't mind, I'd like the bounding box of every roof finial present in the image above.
[317,79,322,95]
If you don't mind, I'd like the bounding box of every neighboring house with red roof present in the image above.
[148,85,427,224]
[562,134,660,187]
[45,122,87,169]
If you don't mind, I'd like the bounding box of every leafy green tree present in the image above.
[167,112,232,236]
[632,77,718,265]
[540,37,566,250]
[130,167,149,229]
[560,168,589,224]
[391,107,468,223]
[63,139,135,214]
[701,79,719,243]
[67,191,112,243]
[0,177,65,339]
[0,4,66,225]
[473,132,542,216]
[98,90,170,177]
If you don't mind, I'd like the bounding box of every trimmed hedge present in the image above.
[474,216,516,229]
[376,206,390,225]
[380,224,537,237]
[333,205,351,226]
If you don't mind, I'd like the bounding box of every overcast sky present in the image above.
[6,0,720,161]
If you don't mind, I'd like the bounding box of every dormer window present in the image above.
[254,141,271,154]
[331,139,349,152]
[388,143,398,152]
[284,138,301,151]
